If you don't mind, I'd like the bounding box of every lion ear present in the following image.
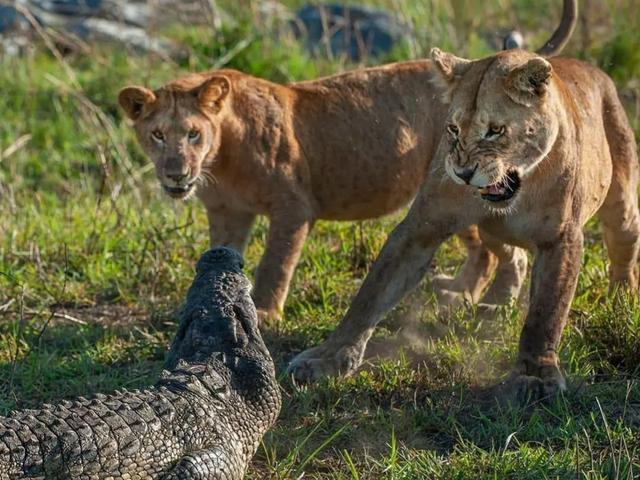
[504,57,552,107]
[430,48,472,102]
[118,86,156,121]
[431,48,472,82]
[197,75,231,112]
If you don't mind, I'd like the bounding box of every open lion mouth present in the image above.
[163,182,196,198]
[477,170,520,203]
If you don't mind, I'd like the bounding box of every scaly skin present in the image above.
[0,248,281,479]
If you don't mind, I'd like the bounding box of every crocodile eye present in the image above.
[446,124,459,136]
[187,129,200,142]
[151,130,165,143]
[486,125,505,138]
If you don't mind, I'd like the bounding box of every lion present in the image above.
[288,9,639,403]
[118,1,576,323]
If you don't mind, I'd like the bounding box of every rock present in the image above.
[30,0,104,17]
[0,5,21,33]
[480,28,527,52]
[293,3,413,61]
[66,17,184,59]
[0,0,224,59]
[503,29,525,50]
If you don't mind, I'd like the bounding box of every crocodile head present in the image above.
[162,247,280,426]
[165,247,271,370]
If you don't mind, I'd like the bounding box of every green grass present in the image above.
[1,0,640,478]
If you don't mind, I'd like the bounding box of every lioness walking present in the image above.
[289,20,639,402]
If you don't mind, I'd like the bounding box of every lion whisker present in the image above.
[196,175,209,187]
[200,170,218,186]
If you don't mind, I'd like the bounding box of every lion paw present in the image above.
[475,302,499,317]
[494,371,566,406]
[436,288,467,308]
[432,275,472,308]
[431,274,456,292]
[287,343,364,385]
[256,308,282,327]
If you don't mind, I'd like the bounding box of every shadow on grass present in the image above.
[0,304,177,413]
[258,297,640,475]
[0,303,315,414]
[260,366,640,478]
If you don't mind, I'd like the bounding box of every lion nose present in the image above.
[164,164,190,183]
[454,165,477,184]
[166,172,188,182]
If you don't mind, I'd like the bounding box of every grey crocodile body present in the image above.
[0,248,281,479]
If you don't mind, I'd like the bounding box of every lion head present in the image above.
[430,48,561,209]
[118,74,231,199]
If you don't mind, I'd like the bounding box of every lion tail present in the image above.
[536,0,578,57]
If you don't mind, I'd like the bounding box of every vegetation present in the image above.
[0,0,639,477]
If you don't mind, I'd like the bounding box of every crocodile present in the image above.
[0,247,281,479]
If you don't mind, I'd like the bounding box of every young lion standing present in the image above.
[289,45,639,401]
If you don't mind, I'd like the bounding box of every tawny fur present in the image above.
[289,49,640,402]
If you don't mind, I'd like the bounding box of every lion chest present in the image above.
[481,203,575,250]
[197,181,269,215]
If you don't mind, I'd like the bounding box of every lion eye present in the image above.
[187,129,200,141]
[446,124,459,136]
[486,125,505,138]
[151,130,165,143]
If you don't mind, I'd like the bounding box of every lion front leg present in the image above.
[252,205,313,324]
[287,175,475,384]
[499,226,583,404]
[288,219,443,383]
[206,205,256,254]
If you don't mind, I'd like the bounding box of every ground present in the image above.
[0,0,639,478]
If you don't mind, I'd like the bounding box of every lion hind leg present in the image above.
[478,232,528,306]
[599,87,640,292]
[434,226,528,309]
[598,179,640,292]
[432,225,497,306]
